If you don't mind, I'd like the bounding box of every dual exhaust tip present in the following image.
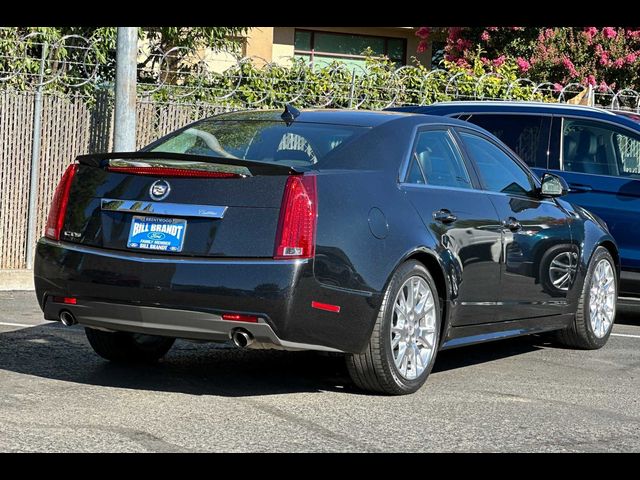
[59,310,77,326]
[231,329,254,348]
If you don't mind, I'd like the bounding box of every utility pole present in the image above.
[114,27,138,151]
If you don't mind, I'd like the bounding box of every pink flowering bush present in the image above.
[416,27,640,92]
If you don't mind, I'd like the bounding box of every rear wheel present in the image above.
[346,261,440,395]
[85,328,175,363]
[556,247,617,349]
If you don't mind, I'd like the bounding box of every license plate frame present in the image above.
[127,216,187,253]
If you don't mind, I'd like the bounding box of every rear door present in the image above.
[401,127,503,326]
[456,128,574,321]
[548,117,640,282]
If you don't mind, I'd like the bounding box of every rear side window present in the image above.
[464,114,550,168]
[148,120,366,168]
[459,131,534,196]
[405,130,472,189]
[562,118,640,177]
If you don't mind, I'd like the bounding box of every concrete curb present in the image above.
[0,270,34,291]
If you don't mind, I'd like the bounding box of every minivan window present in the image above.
[562,118,640,177]
[459,131,534,196]
[464,114,550,168]
[406,130,472,189]
[149,120,366,168]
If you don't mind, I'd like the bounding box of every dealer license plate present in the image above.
[127,216,187,252]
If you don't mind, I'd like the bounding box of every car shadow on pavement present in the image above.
[0,323,543,397]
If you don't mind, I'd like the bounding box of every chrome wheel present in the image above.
[390,276,437,380]
[589,259,616,338]
[549,251,578,291]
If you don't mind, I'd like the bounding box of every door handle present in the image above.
[502,217,522,232]
[433,209,457,224]
[569,183,593,193]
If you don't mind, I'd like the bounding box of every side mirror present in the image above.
[540,173,568,197]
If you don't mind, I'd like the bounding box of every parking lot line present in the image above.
[0,321,41,328]
[611,333,640,339]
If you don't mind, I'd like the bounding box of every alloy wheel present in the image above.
[390,276,437,380]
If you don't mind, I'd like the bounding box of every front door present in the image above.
[457,129,574,321]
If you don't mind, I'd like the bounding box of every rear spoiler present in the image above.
[76,152,309,176]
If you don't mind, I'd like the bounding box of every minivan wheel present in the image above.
[346,261,440,395]
[85,328,175,363]
[555,246,616,349]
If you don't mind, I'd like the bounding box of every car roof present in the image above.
[211,108,414,127]
[197,108,486,130]
[389,101,640,131]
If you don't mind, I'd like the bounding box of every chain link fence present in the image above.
[1,32,640,269]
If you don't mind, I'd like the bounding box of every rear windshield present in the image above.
[147,120,367,168]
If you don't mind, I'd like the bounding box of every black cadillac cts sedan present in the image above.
[34,108,620,395]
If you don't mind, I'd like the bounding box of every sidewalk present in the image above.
[0,270,34,291]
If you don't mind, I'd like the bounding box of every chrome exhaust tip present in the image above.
[231,329,254,348]
[59,310,77,326]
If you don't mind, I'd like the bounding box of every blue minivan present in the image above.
[390,102,640,301]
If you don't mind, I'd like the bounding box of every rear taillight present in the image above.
[274,175,317,260]
[106,166,241,178]
[45,164,78,241]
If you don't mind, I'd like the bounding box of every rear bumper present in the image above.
[34,239,380,353]
[43,299,341,352]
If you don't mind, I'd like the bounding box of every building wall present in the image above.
[244,27,275,64]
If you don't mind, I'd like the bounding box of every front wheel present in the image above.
[85,328,175,363]
[346,261,441,395]
[556,246,617,349]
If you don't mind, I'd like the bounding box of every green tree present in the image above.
[0,27,249,92]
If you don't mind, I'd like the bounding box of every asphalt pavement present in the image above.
[0,290,638,452]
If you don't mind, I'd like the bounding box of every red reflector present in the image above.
[274,175,317,260]
[45,164,79,241]
[106,166,241,178]
[311,301,341,313]
[52,296,77,305]
[222,313,259,323]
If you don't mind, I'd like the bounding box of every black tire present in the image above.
[346,260,441,395]
[555,246,617,349]
[85,328,175,363]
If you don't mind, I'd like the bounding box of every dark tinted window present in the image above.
[406,130,472,189]
[563,118,640,177]
[460,131,534,195]
[465,114,550,168]
[150,121,366,168]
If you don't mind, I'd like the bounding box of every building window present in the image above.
[430,41,445,69]
[293,29,407,70]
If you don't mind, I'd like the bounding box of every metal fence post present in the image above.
[25,42,47,270]
[348,70,356,108]
[114,27,138,152]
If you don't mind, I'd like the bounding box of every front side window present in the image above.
[562,118,640,177]
[405,130,472,189]
[465,114,550,168]
[149,120,365,168]
[459,131,534,196]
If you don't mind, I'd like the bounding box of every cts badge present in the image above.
[149,179,171,200]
